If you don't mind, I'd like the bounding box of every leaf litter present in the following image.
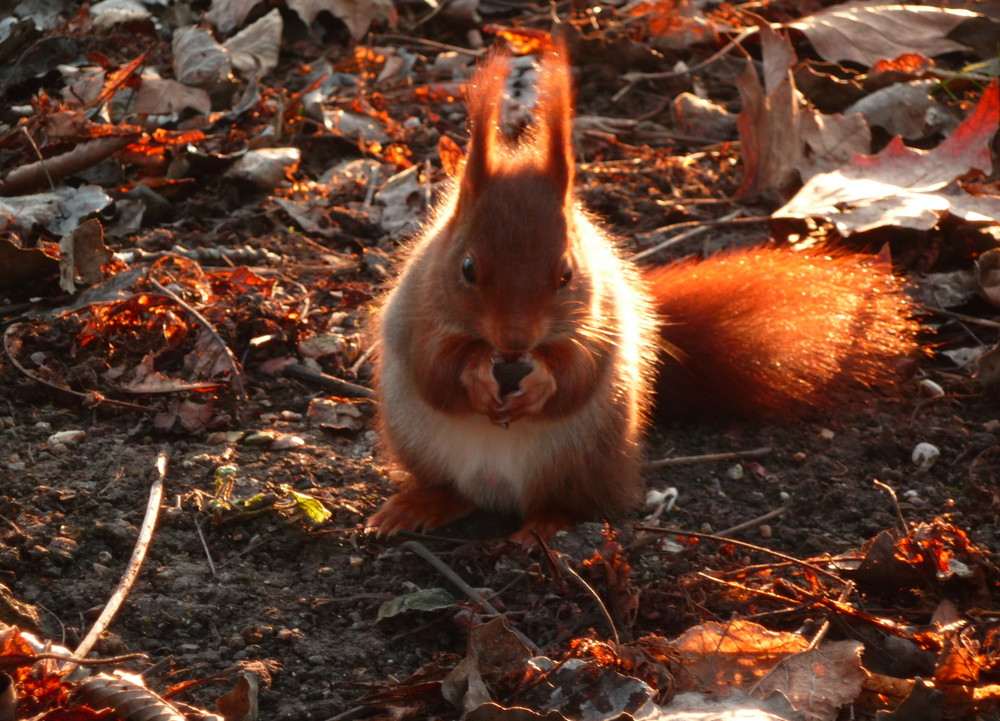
[1,0,1000,719]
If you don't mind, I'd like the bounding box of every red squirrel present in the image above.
[367,45,919,545]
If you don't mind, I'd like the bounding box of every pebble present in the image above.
[759,524,772,539]
[818,428,835,440]
[48,430,85,445]
[244,431,277,445]
[725,464,744,480]
[912,442,940,471]
[918,379,945,397]
[49,443,68,455]
[271,435,305,450]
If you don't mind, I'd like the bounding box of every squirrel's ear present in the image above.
[536,36,574,198]
[460,50,508,203]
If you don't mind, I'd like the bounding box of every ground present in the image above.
[2,343,998,718]
[1,7,999,720]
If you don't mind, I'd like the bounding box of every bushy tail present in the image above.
[645,247,921,419]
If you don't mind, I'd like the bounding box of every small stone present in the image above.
[6,462,25,471]
[34,421,52,431]
[244,431,277,445]
[759,524,772,539]
[791,452,807,464]
[206,431,227,445]
[49,443,68,455]
[271,435,305,450]
[779,491,791,503]
[918,379,945,397]
[725,464,744,480]
[349,555,364,567]
[984,419,1000,433]
[912,442,940,471]
[819,428,835,440]
[48,430,85,445]
[699,523,713,534]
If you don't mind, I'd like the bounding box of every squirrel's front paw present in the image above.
[500,359,556,422]
[460,353,503,419]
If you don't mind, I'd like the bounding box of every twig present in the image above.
[629,210,751,262]
[634,525,848,586]
[282,363,375,399]
[400,540,538,653]
[555,554,620,651]
[648,445,772,468]
[0,135,136,196]
[3,323,152,412]
[149,282,248,399]
[194,517,216,577]
[806,581,854,651]
[373,34,481,57]
[715,507,787,537]
[629,505,785,552]
[873,480,910,537]
[620,28,755,84]
[612,28,753,102]
[0,652,146,669]
[322,706,369,721]
[73,449,168,663]
[348,345,374,376]
[923,306,1000,330]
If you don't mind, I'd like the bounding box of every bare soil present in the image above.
[1,10,999,721]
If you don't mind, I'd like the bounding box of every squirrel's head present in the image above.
[442,41,584,354]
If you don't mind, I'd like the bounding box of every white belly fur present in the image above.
[381,359,587,512]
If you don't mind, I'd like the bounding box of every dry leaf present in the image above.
[775,80,1000,234]
[223,8,282,76]
[673,619,809,691]
[287,0,396,40]
[206,0,262,33]
[757,641,866,721]
[785,3,978,67]
[735,21,802,198]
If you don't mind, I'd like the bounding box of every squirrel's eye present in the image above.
[559,266,573,289]
[462,257,477,285]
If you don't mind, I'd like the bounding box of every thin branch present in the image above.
[73,449,168,664]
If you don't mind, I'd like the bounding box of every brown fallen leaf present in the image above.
[774,80,1000,235]
[785,3,980,67]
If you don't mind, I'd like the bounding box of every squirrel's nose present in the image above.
[497,332,532,354]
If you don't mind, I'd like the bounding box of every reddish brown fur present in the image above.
[369,40,920,546]
[646,247,920,418]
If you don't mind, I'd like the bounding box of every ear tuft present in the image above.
[535,36,574,197]
[460,51,509,201]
